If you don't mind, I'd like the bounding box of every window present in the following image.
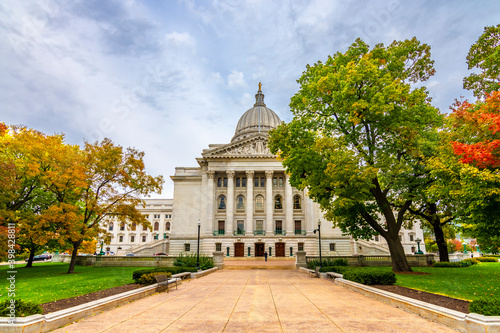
[154,222,159,231]
[184,244,190,252]
[143,224,148,231]
[166,222,171,231]
[216,243,222,251]
[255,195,264,211]
[119,235,123,242]
[411,246,416,253]
[330,243,335,251]
[144,215,149,219]
[154,214,160,219]
[236,195,245,210]
[294,220,302,234]
[109,222,114,231]
[273,176,284,187]
[254,177,265,187]
[218,220,225,234]
[218,195,226,210]
[235,177,246,187]
[275,220,283,234]
[274,195,283,210]
[237,220,244,234]
[120,223,125,231]
[142,235,147,242]
[293,195,301,209]
[256,220,263,232]
[298,242,304,251]
[131,223,137,231]
[399,234,403,241]
[217,177,228,187]
[130,235,135,242]
[165,214,171,219]
[409,234,414,242]
[374,235,379,242]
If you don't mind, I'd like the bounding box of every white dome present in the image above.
[231,88,281,142]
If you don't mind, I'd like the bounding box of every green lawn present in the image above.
[0,263,139,304]
[362,263,500,301]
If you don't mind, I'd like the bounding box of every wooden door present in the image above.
[234,243,244,257]
[255,243,264,257]
[275,243,285,257]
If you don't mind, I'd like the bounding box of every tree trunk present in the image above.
[24,246,36,268]
[385,234,412,272]
[67,241,81,274]
[433,221,449,262]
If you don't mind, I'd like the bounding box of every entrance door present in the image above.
[255,243,265,257]
[275,243,285,257]
[234,243,244,257]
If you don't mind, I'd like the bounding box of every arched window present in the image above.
[154,222,159,231]
[218,195,226,210]
[275,195,283,210]
[255,195,264,211]
[166,222,171,231]
[236,195,245,210]
[108,222,114,231]
[293,195,302,209]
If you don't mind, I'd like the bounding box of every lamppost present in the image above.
[415,238,424,254]
[196,219,201,271]
[99,238,105,256]
[463,242,468,254]
[313,220,322,268]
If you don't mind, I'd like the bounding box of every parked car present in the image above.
[154,253,167,256]
[25,254,52,262]
[125,253,135,256]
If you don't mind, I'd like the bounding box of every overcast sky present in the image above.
[1,0,498,198]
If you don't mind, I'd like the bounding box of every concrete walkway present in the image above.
[52,270,458,332]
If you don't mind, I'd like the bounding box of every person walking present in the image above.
[264,251,268,262]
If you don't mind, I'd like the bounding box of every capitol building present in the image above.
[103,86,424,258]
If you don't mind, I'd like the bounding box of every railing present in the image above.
[233,230,245,236]
[294,230,307,235]
[254,230,265,236]
[274,230,286,235]
[213,230,225,236]
[305,254,435,267]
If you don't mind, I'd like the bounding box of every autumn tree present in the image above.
[269,38,441,272]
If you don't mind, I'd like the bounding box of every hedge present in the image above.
[132,267,197,283]
[0,299,42,317]
[307,258,349,269]
[137,272,172,285]
[319,266,351,274]
[469,298,500,316]
[433,259,478,267]
[343,269,396,285]
[475,257,498,262]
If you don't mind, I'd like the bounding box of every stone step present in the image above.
[223,265,295,270]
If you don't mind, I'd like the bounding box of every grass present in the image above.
[355,263,500,301]
[0,262,139,304]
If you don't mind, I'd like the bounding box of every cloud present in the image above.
[227,70,245,88]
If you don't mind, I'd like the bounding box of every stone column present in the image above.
[246,170,254,235]
[226,170,235,235]
[206,171,215,236]
[285,174,293,235]
[265,170,274,235]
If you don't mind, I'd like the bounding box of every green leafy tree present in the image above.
[463,24,500,98]
[269,38,441,272]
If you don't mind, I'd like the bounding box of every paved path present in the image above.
[52,270,458,332]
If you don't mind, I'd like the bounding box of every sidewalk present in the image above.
[52,270,458,332]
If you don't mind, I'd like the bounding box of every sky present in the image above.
[0,0,498,198]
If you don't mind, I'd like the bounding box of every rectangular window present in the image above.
[130,235,135,242]
[236,177,240,187]
[294,220,302,234]
[237,220,244,234]
[119,236,123,242]
[273,177,278,187]
[142,235,147,242]
[298,242,304,251]
[216,243,222,252]
[330,243,335,251]
[242,178,246,187]
[143,225,147,231]
[184,243,190,252]
[217,177,228,187]
[260,177,265,187]
[218,220,225,234]
[120,223,125,231]
[256,220,263,231]
[144,215,149,219]
[223,177,228,187]
[278,177,284,187]
[409,234,414,242]
[109,224,114,231]
[374,235,379,242]
[411,246,416,253]
[275,220,282,233]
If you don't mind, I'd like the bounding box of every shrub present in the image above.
[469,298,500,316]
[0,299,43,317]
[307,258,349,269]
[137,272,172,285]
[343,269,396,285]
[476,257,498,262]
[433,261,462,267]
[319,266,351,274]
[132,267,197,283]
[173,252,214,270]
[460,258,478,266]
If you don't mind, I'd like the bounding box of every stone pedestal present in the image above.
[295,251,307,268]
[213,251,225,269]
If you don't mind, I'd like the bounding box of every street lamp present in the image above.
[313,219,322,268]
[196,219,201,271]
[415,238,424,255]
[463,242,468,254]
[99,239,105,256]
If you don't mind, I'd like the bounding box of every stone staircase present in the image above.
[223,257,296,270]
[127,238,169,256]
[355,239,391,255]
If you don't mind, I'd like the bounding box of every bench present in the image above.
[154,274,178,293]
[309,267,320,278]
[172,272,191,280]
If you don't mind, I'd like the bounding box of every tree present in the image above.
[463,24,500,98]
[269,38,441,272]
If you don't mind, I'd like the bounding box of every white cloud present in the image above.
[227,70,245,88]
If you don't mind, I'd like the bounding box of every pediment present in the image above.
[202,136,275,158]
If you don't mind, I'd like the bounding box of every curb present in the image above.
[0,268,219,333]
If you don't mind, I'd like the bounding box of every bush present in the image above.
[307,258,349,269]
[173,252,214,270]
[343,269,396,285]
[0,299,43,317]
[137,272,172,285]
[460,258,478,266]
[433,260,477,268]
[469,298,500,316]
[319,266,351,274]
[132,267,197,283]
[476,257,498,262]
